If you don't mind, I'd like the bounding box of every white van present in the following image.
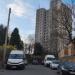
[6,50,27,69]
[44,55,55,67]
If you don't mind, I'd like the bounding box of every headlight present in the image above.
[7,61,11,64]
[19,61,24,64]
[61,66,68,71]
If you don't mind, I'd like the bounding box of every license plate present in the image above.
[12,66,16,68]
[70,72,75,74]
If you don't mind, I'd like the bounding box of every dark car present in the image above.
[57,61,75,75]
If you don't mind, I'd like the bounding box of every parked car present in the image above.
[57,61,75,75]
[6,50,27,70]
[50,60,60,69]
[44,55,55,67]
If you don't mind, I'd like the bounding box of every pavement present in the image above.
[0,65,58,75]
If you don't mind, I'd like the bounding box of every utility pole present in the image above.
[3,8,11,68]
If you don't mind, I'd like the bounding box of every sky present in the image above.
[0,0,49,43]
[0,0,75,43]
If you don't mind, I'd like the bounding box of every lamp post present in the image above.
[3,8,11,68]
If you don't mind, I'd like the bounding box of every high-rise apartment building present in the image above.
[35,8,50,53]
[35,0,72,56]
[50,0,72,56]
[35,8,46,46]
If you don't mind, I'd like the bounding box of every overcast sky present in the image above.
[0,0,75,42]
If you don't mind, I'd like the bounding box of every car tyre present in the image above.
[50,67,53,70]
[5,65,9,70]
[21,65,25,70]
[60,71,65,75]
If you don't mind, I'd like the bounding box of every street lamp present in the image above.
[3,8,11,68]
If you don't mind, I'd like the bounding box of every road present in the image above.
[0,65,58,75]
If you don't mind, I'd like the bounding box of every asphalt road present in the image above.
[0,65,58,75]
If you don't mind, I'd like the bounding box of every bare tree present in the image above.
[55,0,72,42]
[61,3,72,42]
[27,34,35,44]
[62,0,75,42]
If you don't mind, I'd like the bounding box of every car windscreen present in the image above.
[47,57,55,61]
[61,62,75,69]
[53,61,60,64]
[65,62,75,67]
[9,54,23,59]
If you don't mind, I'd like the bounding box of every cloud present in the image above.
[7,0,25,16]
[7,0,36,27]
[8,4,25,16]
[7,0,35,17]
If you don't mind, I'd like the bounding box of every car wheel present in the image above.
[50,64,52,68]
[60,71,65,75]
[20,65,25,70]
[44,64,47,67]
[5,65,9,70]
[57,70,60,74]
[50,67,52,70]
[5,65,8,69]
[50,65,52,69]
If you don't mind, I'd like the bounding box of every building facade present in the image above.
[35,8,46,48]
[35,0,72,56]
[50,0,72,56]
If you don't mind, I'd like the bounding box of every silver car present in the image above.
[50,60,60,69]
